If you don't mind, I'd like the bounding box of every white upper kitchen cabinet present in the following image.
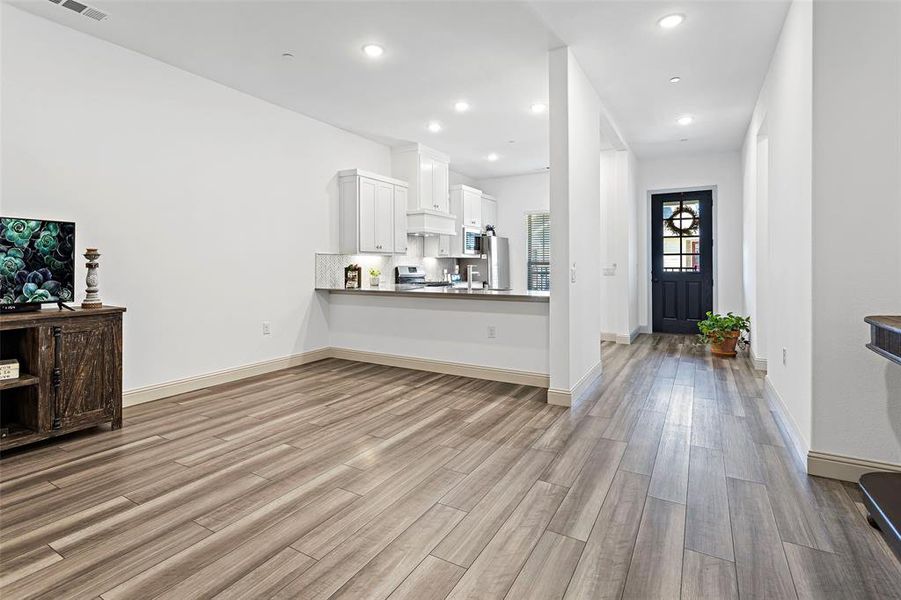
[423,235,452,257]
[451,184,482,229]
[481,193,497,231]
[393,185,409,254]
[392,143,450,212]
[338,169,408,254]
[392,144,456,236]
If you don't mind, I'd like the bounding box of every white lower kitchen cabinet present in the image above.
[424,234,452,257]
[338,169,409,254]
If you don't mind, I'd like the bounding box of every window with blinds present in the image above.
[526,212,550,291]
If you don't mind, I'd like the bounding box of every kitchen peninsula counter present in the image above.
[318,284,550,387]
[316,285,549,303]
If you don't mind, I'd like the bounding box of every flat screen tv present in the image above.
[1,217,76,311]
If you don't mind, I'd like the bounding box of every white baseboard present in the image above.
[764,376,809,468]
[328,347,550,388]
[750,347,767,371]
[124,347,550,407]
[547,359,603,407]
[123,348,332,407]
[764,376,901,482]
[807,451,901,483]
[601,328,640,345]
[621,327,641,345]
[546,388,572,407]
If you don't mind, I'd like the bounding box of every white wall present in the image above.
[476,171,550,292]
[328,294,549,375]
[810,0,901,465]
[449,170,478,188]
[741,0,813,452]
[637,151,745,330]
[1,6,391,392]
[600,149,640,339]
[548,47,603,399]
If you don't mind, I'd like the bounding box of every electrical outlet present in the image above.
[262,321,271,335]
[487,325,497,339]
[570,263,577,283]
[782,347,787,366]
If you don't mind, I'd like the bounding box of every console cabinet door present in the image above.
[55,318,119,429]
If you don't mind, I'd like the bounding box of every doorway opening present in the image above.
[651,190,714,333]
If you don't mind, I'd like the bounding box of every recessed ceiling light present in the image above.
[454,100,470,112]
[281,52,295,59]
[680,138,689,142]
[486,153,499,162]
[658,14,685,29]
[362,44,384,58]
[530,103,547,114]
[428,121,442,133]
[677,115,693,126]
[669,76,681,83]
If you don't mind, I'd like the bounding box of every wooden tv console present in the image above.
[0,306,125,452]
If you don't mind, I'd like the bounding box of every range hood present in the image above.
[406,209,458,236]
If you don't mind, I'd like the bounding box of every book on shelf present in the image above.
[0,359,20,381]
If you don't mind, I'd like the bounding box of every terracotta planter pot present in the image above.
[709,330,740,357]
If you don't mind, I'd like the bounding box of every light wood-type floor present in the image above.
[1,335,899,599]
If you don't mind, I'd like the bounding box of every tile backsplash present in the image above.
[315,236,457,288]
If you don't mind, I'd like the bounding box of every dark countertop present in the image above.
[316,285,549,303]
[865,315,901,335]
[865,315,901,365]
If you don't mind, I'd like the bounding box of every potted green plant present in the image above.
[697,311,751,357]
[369,268,381,287]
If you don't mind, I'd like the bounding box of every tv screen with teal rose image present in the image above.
[1,217,76,307]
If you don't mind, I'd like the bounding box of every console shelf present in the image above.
[0,306,125,452]
[0,374,40,392]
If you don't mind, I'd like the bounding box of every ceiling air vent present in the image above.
[62,0,87,12]
[49,0,108,21]
[82,7,108,21]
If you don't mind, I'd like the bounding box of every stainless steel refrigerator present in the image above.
[480,235,510,290]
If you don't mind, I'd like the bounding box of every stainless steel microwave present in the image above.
[462,226,482,255]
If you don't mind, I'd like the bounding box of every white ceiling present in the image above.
[9,0,789,175]
[532,1,791,158]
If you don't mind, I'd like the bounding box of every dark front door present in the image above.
[652,190,714,334]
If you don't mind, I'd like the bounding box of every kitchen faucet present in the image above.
[467,265,480,291]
